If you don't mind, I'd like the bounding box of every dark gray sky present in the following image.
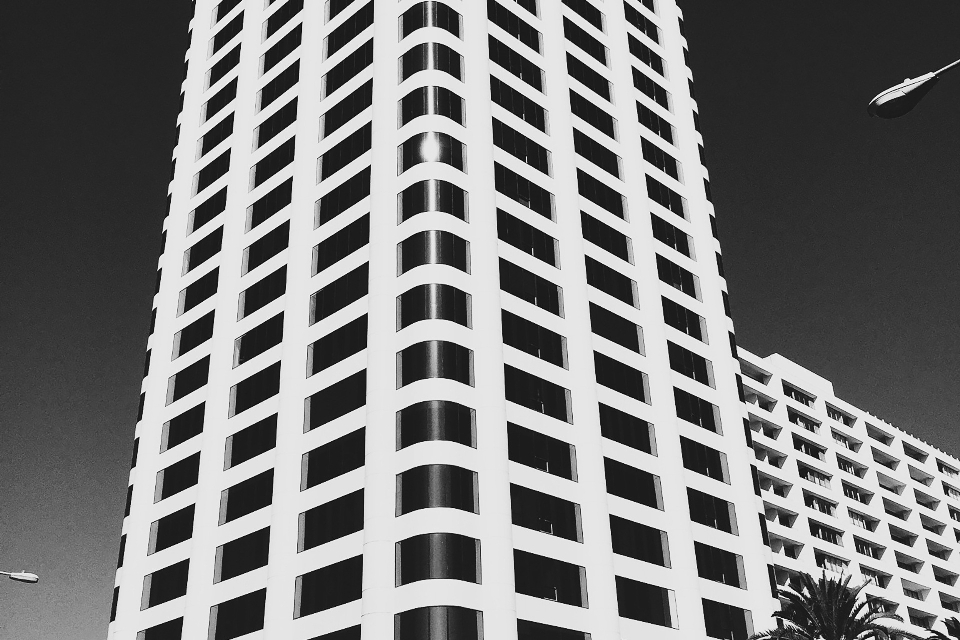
[1,2,958,638]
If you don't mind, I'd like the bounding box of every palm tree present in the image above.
[927,617,960,640]
[751,571,922,640]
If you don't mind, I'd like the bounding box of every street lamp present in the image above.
[868,57,960,118]
[0,570,39,584]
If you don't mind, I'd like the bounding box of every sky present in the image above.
[1,2,959,638]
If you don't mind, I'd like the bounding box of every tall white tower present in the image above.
[109,1,777,638]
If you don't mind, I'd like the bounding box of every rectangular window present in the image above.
[329,0,359,21]
[300,489,364,550]
[215,528,270,583]
[563,0,603,30]
[205,78,238,122]
[161,403,205,452]
[320,122,371,180]
[230,361,281,416]
[189,187,227,234]
[582,212,630,262]
[294,556,363,618]
[492,118,551,175]
[675,387,721,433]
[570,89,615,139]
[234,313,284,367]
[502,310,566,368]
[238,265,287,319]
[491,76,546,132]
[564,17,607,66]
[628,34,663,75]
[489,36,543,92]
[507,422,575,480]
[517,620,589,640]
[259,60,300,111]
[323,39,373,97]
[504,364,572,423]
[244,221,289,274]
[148,505,195,554]
[325,1,373,59]
[615,576,674,627]
[662,297,705,342]
[702,599,753,640]
[656,254,698,298]
[209,589,267,640]
[200,113,234,157]
[225,414,277,469]
[513,550,587,607]
[488,0,541,53]
[141,560,189,609]
[308,315,367,377]
[610,515,669,566]
[313,214,370,275]
[647,174,687,217]
[599,403,653,453]
[633,67,670,110]
[623,2,660,43]
[302,428,365,489]
[255,98,297,149]
[585,256,637,307]
[317,168,371,229]
[266,0,303,39]
[166,356,210,405]
[651,213,691,257]
[497,209,558,267]
[510,484,581,541]
[668,341,714,387]
[195,149,231,194]
[183,226,223,275]
[263,24,301,74]
[595,352,648,402]
[566,53,610,101]
[216,0,241,21]
[220,469,273,524]
[209,45,241,87]
[309,263,369,324]
[248,177,293,230]
[695,542,745,588]
[322,80,373,138]
[573,129,620,178]
[590,303,642,353]
[687,487,737,534]
[499,259,563,316]
[605,457,660,508]
[494,162,554,219]
[577,169,624,218]
[212,13,243,56]
[680,436,728,482]
[637,103,674,145]
[304,370,366,431]
[172,311,215,359]
[252,137,295,188]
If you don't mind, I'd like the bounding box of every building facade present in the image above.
[110,0,779,638]
[741,349,960,636]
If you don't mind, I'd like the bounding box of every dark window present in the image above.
[260,60,300,110]
[303,428,365,489]
[400,85,464,127]
[149,505,195,554]
[212,13,243,55]
[633,67,670,109]
[637,103,674,146]
[563,0,603,29]
[680,436,727,482]
[252,137,295,187]
[641,138,680,180]
[225,414,277,469]
[615,576,673,627]
[513,550,586,607]
[398,178,467,223]
[395,606,481,640]
[304,370,366,431]
[590,303,642,354]
[488,36,543,91]
[322,123,373,179]
[515,0,538,16]
[397,400,475,449]
[398,283,470,330]
[662,296,704,341]
[492,118,550,175]
[234,313,284,367]
[585,256,636,307]
[266,0,303,39]
[310,263,369,323]
[166,356,210,405]
[323,80,373,138]
[497,209,557,266]
[595,351,647,402]
[566,53,610,101]
[209,45,241,87]
[624,2,660,43]
[610,515,668,566]
[205,78,238,122]
[564,17,606,65]
[656,254,698,298]
[511,484,581,541]
[397,464,478,515]
[308,314,367,376]
[312,626,360,640]
[507,422,575,480]
[210,589,266,640]
[504,365,571,423]
[125,484,134,517]
[400,1,462,39]
[398,131,465,173]
[195,149,230,194]
[325,1,373,58]
[667,341,713,387]
[687,487,737,534]
[502,310,566,367]
[263,24,301,74]
[628,34,663,75]
[256,98,297,149]
[517,620,590,640]
[695,542,744,588]
[651,213,691,257]
[295,556,362,618]
[183,226,223,274]
[488,0,541,53]
[599,403,653,453]
[244,221,289,274]
[573,129,620,178]
[702,599,753,640]
[577,169,624,219]
[397,340,473,388]
[172,311,214,359]
[605,457,660,508]
[162,403,205,452]
[110,586,120,621]
[131,440,139,468]
[499,259,563,316]
[582,213,630,262]
[674,387,721,433]
[248,177,292,230]
[141,560,189,609]
[646,174,687,216]
[216,0,241,21]
[324,39,373,97]
[400,42,463,82]
[300,490,363,550]
[397,533,480,584]
[137,618,183,640]
[494,163,554,219]
[317,167,371,228]
[190,187,227,234]
[329,0,359,20]
[491,77,545,132]
[220,469,273,524]
[200,113,234,157]
[398,230,469,274]
[215,528,270,583]
[238,266,287,319]
[570,90,615,139]
[155,453,201,502]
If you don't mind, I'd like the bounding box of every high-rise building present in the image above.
[109,1,776,638]
[741,349,960,635]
